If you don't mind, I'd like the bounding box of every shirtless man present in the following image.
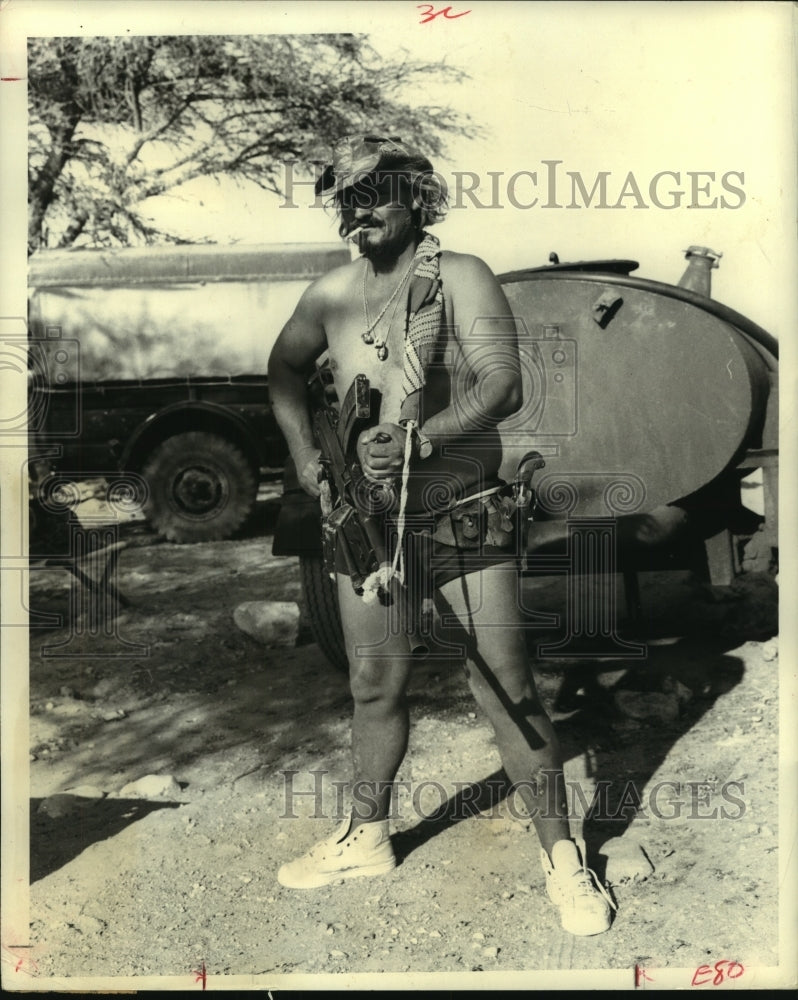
[268,135,613,935]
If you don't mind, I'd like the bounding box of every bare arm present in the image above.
[421,252,521,444]
[267,283,328,496]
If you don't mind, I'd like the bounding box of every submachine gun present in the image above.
[310,365,428,656]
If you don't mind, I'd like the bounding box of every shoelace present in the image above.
[569,867,617,910]
[571,835,617,910]
[306,820,356,861]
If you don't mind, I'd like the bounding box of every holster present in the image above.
[431,491,523,550]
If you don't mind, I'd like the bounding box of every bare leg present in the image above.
[337,573,414,823]
[438,562,571,855]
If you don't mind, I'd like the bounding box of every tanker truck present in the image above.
[26,242,350,543]
[272,246,778,672]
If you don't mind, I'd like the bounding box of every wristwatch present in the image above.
[400,420,433,460]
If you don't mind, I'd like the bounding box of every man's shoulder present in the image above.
[438,250,503,297]
[439,249,498,280]
[305,256,359,303]
[436,247,512,324]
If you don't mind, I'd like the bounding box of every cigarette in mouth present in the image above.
[345,225,367,242]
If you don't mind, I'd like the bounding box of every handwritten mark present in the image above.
[692,960,745,986]
[193,961,207,989]
[2,944,39,978]
[635,964,654,987]
[417,4,471,24]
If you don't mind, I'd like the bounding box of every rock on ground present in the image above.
[599,837,656,884]
[233,601,300,647]
[117,774,181,799]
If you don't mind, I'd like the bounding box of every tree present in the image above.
[28,35,477,254]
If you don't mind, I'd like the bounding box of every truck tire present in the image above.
[299,554,349,673]
[142,431,257,543]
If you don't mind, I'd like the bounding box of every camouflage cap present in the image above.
[314,134,434,196]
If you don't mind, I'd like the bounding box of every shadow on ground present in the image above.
[389,567,775,869]
[30,797,181,883]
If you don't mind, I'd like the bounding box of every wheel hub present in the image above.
[171,465,227,517]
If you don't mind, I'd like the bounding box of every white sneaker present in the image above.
[277,814,396,889]
[540,837,616,936]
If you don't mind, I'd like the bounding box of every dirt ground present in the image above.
[18,492,783,989]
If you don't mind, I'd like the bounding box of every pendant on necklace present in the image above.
[362,251,415,365]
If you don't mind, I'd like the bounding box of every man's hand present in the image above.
[357,423,407,481]
[295,446,323,497]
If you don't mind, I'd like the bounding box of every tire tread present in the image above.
[300,555,348,673]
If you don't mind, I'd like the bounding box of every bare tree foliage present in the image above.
[28,35,478,253]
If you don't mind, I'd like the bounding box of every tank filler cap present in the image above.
[683,246,723,268]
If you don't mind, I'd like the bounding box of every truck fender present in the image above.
[120,399,261,472]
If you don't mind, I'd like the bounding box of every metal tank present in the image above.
[498,246,778,595]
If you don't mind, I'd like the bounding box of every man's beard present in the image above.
[356,218,420,264]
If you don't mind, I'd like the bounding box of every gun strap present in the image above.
[390,420,416,584]
[361,421,415,602]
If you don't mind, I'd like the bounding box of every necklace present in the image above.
[361,253,416,361]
